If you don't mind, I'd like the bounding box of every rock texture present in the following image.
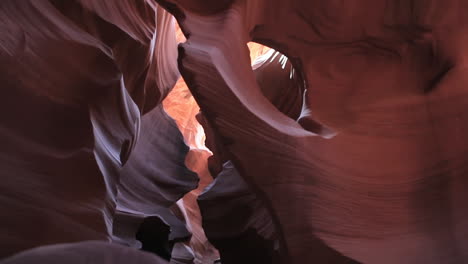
[2,0,468,264]
[0,0,197,261]
[163,0,468,263]
[0,241,169,264]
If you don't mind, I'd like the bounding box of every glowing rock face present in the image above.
[163,27,271,153]
[162,24,276,263]
[163,78,206,151]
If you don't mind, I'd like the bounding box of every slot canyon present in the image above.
[1,1,468,263]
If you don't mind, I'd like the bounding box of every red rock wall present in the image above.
[2,1,468,264]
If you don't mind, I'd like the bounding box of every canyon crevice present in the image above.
[1,1,468,264]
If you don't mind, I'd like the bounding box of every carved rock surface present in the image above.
[161,0,468,263]
[3,0,468,264]
[0,0,197,261]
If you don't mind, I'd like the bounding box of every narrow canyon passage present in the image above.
[1,1,468,264]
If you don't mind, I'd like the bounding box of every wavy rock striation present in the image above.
[160,0,468,263]
[3,0,468,264]
[0,0,197,260]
